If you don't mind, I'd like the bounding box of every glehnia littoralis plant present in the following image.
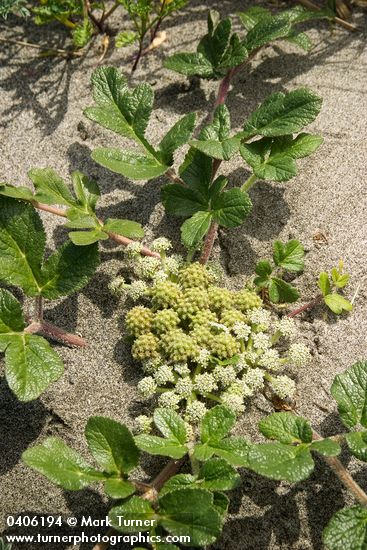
[22,361,367,550]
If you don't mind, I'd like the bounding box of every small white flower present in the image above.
[242,368,265,391]
[221,393,245,415]
[125,241,143,258]
[154,365,175,385]
[152,270,168,283]
[137,377,157,398]
[184,421,194,442]
[174,363,191,377]
[244,350,259,365]
[185,400,207,423]
[175,378,194,398]
[127,280,148,300]
[269,375,296,399]
[252,332,271,351]
[275,317,297,339]
[197,348,211,367]
[135,256,162,279]
[233,353,248,373]
[142,358,161,374]
[233,322,251,340]
[258,349,281,371]
[151,237,172,253]
[194,373,218,394]
[213,366,237,387]
[158,391,180,410]
[209,322,229,333]
[165,254,184,276]
[288,343,311,367]
[248,307,271,329]
[109,276,126,296]
[136,415,153,434]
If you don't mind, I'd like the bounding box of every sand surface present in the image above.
[0,1,367,548]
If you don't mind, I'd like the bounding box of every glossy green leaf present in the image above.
[194,436,251,466]
[345,431,367,461]
[323,506,367,550]
[109,496,155,533]
[269,277,299,303]
[273,240,304,271]
[254,260,272,287]
[164,53,214,78]
[159,113,196,165]
[244,16,291,53]
[212,188,252,228]
[237,7,270,30]
[103,218,144,239]
[92,148,168,181]
[331,361,367,429]
[71,171,100,212]
[104,478,136,499]
[85,416,140,474]
[69,229,109,245]
[159,488,222,546]
[28,168,75,207]
[65,210,98,229]
[259,412,313,444]
[134,434,188,459]
[198,458,241,491]
[0,289,26,347]
[242,89,322,138]
[324,294,353,314]
[248,442,314,482]
[161,184,208,217]
[153,408,187,444]
[0,183,35,201]
[310,438,341,456]
[160,474,197,496]
[22,438,105,490]
[181,211,212,248]
[179,148,212,195]
[201,405,236,444]
[318,272,331,297]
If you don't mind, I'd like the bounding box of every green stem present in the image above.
[241,174,257,193]
[205,392,222,403]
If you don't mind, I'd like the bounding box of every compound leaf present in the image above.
[28,168,75,207]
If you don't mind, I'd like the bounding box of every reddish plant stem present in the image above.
[312,430,367,506]
[25,321,87,347]
[30,200,160,259]
[91,458,184,550]
[287,295,323,318]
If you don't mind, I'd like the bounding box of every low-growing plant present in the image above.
[254,239,305,304]
[318,260,353,314]
[22,361,367,550]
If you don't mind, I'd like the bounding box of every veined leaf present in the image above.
[323,506,367,550]
[181,211,212,248]
[269,277,299,303]
[211,188,252,228]
[85,416,140,474]
[200,405,236,444]
[91,148,168,181]
[259,412,313,444]
[109,496,155,534]
[134,434,188,459]
[28,168,75,207]
[194,436,251,466]
[244,16,291,53]
[159,113,196,165]
[345,431,367,461]
[318,272,331,297]
[103,219,144,239]
[242,88,322,138]
[310,438,341,457]
[0,183,35,201]
[164,53,215,78]
[273,239,304,271]
[324,294,353,314]
[161,184,209,217]
[153,408,187,444]
[331,361,367,429]
[22,438,106,490]
[71,171,100,212]
[248,442,314,482]
[104,478,135,499]
[69,229,109,246]
[0,289,26,346]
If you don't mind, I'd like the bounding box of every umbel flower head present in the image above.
[118,252,310,424]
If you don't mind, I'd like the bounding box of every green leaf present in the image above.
[91,148,168,181]
[134,434,188,459]
[211,188,252,228]
[153,408,187,445]
[278,133,323,159]
[200,405,236,444]
[0,196,45,295]
[0,289,26,346]
[85,416,140,474]
[324,294,353,314]
[310,438,341,456]
[6,334,64,402]
[159,113,196,165]
[269,277,299,303]
[244,16,292,53]
[160,474,197,496]
[69,229,109,245]
[242,88,322,138]
[0,183,35,201]
[85,67,154,141]
[71,171,100,212]
[194,436,251,466]
[179,149,212,195]
[198,458,241,491]
[323,505,367,550]
[39,242,99,299]
[181,211,212,248]
[198,15,231,68]
[104,478,136,499]
[72,18,93,48]
[162,184,208,217]
[248,442,314,482]
[115,30,137,48]
[109,496,155,533]
[164,53,215,78]
[286,31,312,51]
[237,7,271,31]
[254,260,272,287]
[345,431,367,461]
[28,168,75,207]
[65,210,98,229]
[213,492,229,516]
[103,218,144,239]
[331,268,350,289]
[159,488,222,546]
[22,438,105,490]
[190,105,240,161]
[273,240,304,271]
[318,271,331,296]
[259,412,313,444]
[331,361,367,429]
